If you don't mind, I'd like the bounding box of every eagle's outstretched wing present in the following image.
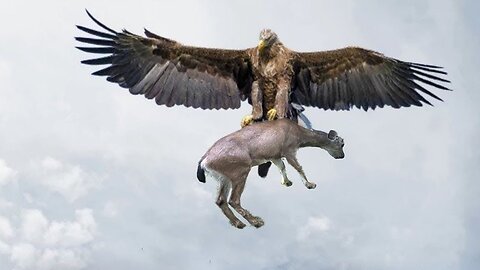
[76,10,253,110]
[292,47,451,111]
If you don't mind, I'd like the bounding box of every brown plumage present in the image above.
[76,10,450,121]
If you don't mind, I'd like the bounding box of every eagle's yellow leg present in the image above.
[241,114,254,128]
[267,108,277,121]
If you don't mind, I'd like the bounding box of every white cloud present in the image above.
[23,193,34,204]
[0,240,10,254]
[0,59,13,109]
[39,157,103,202]
[41,157,62,171]
[174,182,211,203]
[102,201,118,218]
[4,208,97,270]
[0,159,16,186]
[0,198,14,209]
[10,243,38,269]
[297,216,332,240]
[36,248,88,270]
[44,209,96,247]
[0,214,12,256]
[0,215,15,239]
[20,209,49,244]
[0,60,11,77]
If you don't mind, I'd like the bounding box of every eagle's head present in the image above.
[258,29,278,51]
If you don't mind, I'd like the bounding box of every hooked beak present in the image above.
[258,39,266,51]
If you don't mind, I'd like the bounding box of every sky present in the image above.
[0,0,479,269]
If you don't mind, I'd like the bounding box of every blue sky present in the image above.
[0,0,479,269]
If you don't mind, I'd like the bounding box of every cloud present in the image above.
[102,201,118,218]
[41,158,62,171]
[38,157,103,202]
[23,193,34,204]
[10,243,38,269]
[20,209,49,244]
[36,248,88,270]
[0,215,14,255]
[0,240,10,255]
[0,159,16,186]
[17,208,97,248]
[0,198,14,210]
[0,215,15,240]
[297,216,332,240]
[44,209,96,247]
[1,208,97,270]
[10,244,91,270]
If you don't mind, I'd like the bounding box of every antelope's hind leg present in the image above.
[214,175,246,229]
[228,170,265,228]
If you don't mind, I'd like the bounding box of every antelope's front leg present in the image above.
[285,155,316,189]
[271,159,292,187]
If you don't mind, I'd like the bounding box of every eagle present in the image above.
[76,10,450,127]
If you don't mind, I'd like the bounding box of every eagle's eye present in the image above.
[259,29,272,41]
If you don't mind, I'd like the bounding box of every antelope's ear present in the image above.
[328,130,338,140]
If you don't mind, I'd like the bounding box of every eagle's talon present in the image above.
[241,115,254,128]
[267,109,277,121]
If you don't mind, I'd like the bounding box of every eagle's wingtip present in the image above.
[85,9,93,18]
[83,9,117,35]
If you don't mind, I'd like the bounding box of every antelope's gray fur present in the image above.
[197,119,345,228]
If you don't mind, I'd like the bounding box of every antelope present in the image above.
[197,119,345,228]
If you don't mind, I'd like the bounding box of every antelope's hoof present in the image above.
[241,115,254,128]
[251,216,265,228]
[281,179,293,187]
[267,108,277,121]
[305,182,317,189]
[231,220,246,229]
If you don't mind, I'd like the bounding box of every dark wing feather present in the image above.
[76,10,253,110]
[292,47,451,111]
